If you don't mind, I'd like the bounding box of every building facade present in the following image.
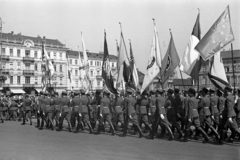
[199,49,240,89]
[0,31,68,94]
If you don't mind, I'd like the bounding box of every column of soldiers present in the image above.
[0,86,240,145]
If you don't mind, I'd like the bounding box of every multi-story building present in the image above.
[0,31,68,94]
[66,50,117,91]
[199,49,240,89]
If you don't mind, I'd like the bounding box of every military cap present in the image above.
[156,88,163,94]
[39,91,44,95]
[80,90,86,95]
[210,88,215,93]
[74,92,80,96]
[103,90,110,96]
[95,90,101,95]
[224,86,233,92]
[142,90,148,96]
[62,91,67,95]
[174,88,180,94]
[201,87,209,93]
[188,87,196,95]
[126,89,133,94]
[149,90,155,95]
[167,89,174,94]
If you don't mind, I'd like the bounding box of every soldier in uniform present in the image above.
[44,93,54,130]
[122,89,143,138]
[98,91,115,135]
[2,95,10,121]
[9,96,18,121]
[148,91,157,126]
[0,95,4,123]
[219,87,240,144]
[198,88,220,141]
[174,88,185,131]
[217,89,225,132]
[79,90,93,133]
[18,94,24,122]
[148,89,174,140]
[71,92,81,132]
[210,89,220,131]
[235,89,240,128]
[112,92,124,131]
[58,91,72,132]
[89,91,102,130]
[136,91,152,133]
[183,88,210,143]
[52,92,61,128]
[165,89,183,139]
[22,94,33,125]
[35,92,42,128]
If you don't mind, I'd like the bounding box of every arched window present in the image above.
[202,77,207,85]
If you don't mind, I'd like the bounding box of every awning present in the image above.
[11,89,25,94]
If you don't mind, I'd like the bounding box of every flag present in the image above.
[102,31,118,94]
[180,13,202,83]
[67,55,73,91]
[116,31,130,89]
[80,33,91,92]
[141,35,160,93]
[161,31,180,84]
[208,51,230,91]
[129,41,139,90]
[195,5,234,61]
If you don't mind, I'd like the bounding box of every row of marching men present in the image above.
[1,86,240,145]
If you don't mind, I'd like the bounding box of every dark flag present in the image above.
[102,31,118,94]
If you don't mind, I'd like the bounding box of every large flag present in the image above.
[161,31,180,84]
[102,31,118,94]
[129,41,139,90]
[116,31,130,89]
[141,26,161,93]
[195,5,234,61]
[80,33,91,92]
[208,51,230,91]
[67,55,73,91]
[180,13,202,83]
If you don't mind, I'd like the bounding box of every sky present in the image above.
[0,0,239,77]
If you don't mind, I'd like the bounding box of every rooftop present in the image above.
[221,49,240,59]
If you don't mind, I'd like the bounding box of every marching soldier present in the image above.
[0,95,4,123]
[112,92,124,131]
[89,91,102,130]
[9,96,18,121]
[98,91,115,135]
[165,89,183,139]
[52,92,61,128]
[174,88,185,131]
[183,88,210,143]
[198,88,220,141]
[148,91,157,125]
[18,95,24,122]
[210,89,220,131]
[22,94,32,125]
[217,89,225,132]
[122,89,143,138]
[235,89,240,128]
[44,93,54,130]
[58,91,72,132]
[71,92,81,132]
[79,90,93,133]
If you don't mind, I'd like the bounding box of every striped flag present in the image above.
[180,12,202,83]
[67,55,73,91]
[129,41,139,90]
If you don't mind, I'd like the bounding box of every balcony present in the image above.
[96,75,102,80]
[23,84,35,88]
[0,55,10,61]
[23,56,34,63]
[0,83,9,87]
[23,70,34,76]
[0,69,10,75]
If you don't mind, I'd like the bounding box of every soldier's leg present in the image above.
[83,113,93,134]
[106,113,115,135]
[66,111,72,132]
[0,111,4,123]
[161,117,174,140]
[131,113,143,138]
[28,111,32,125]
[194,117,210,143]
[148,112,160,139]
[142,114,152,132]
[97,114,104,134]
[21,111,26,125]
[183,119,191,142]
[122,116,129,136]
[40,111,45,129]
[205,116,219,140]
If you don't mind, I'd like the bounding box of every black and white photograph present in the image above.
[0,0,239,159]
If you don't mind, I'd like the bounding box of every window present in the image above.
[54,53,56,58]
[25,76,30,84]
[54,65,56,71]
[10,49,13,56]
[17,76,21,84]
[34,51,37,58]
[1,48,5,55]
[75,60,77,65]
[59,65,62,72]
[35,77,38,84]
[75,69,78,76]
[60,53,62,58]
[17,62,21,70]
[97,61,100,66]
[34,63,38,70]
[9,62,13,69]
[10,76,13,84]
[25,50,30,57]
[202,77,207,85]
[70,59,72,64]
[75,80,78,88]
[97,81,100,87]
[90,70,93,77]
[112,62,114,67]
[25,64,30,70]
[97,70,100,75]
[60,77,62,85]
[17,49,20,57]
[90,61,93,66]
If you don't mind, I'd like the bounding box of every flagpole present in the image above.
[179,67,185,90]
[197,8,200,93]
[231,43,236,94]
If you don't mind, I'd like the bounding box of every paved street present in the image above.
[0,120,239,160]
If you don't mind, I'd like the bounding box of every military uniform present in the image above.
[2,98,9,121]
[174,94,185,130]
[52,93,61,127]
[0,99,4,123]
[59,92,72,132]
[112,96,124,130]
[44,95,54,130]
[98,92,115,135]
[148,94,157,125]
[89,93,102,130]
[22,95,33,125]
[210,94,220,129]
[9,98,18,121]
[70,93,81,132]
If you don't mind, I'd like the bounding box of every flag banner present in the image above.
[67,55,73,91]
[141,36,160,93]
[80,33,91,92]
[161,32,180,84]
[116,32,130,89]
[129,41,139,90]
[180,13,202,82]
[195,5,234,61]
[102,31,118,94]
[208,51,230,91]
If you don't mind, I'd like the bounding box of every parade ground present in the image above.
[0,120,239,160]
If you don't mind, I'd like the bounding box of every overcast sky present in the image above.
[0,0,239,76]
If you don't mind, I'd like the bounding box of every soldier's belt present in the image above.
[213,106,217,108]
[63,105,68,108]
[74,106,79,108]
[204,107,209,108]
[115,106,121,108]
[152,106,156,108]
[193,109,197,110]
[103,106,108,108]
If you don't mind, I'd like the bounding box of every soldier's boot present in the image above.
[68,121,72,132]
[183,129,189,142]
[166,125,174,141]
[29,117,32,125]
[36,119,40,128]
[86,122,93,134]
[145,123,152,133]
[91,121,96,130]
[80,122,85,131]
[209,126,220,141]
[198,127,210,143]
[40,118,45,129]
[21,117,25,125]
[219,130,227,144]
[109,122,115,136]
[194,129,200,140]
[176,125,184,139]
[135,124,144,138]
